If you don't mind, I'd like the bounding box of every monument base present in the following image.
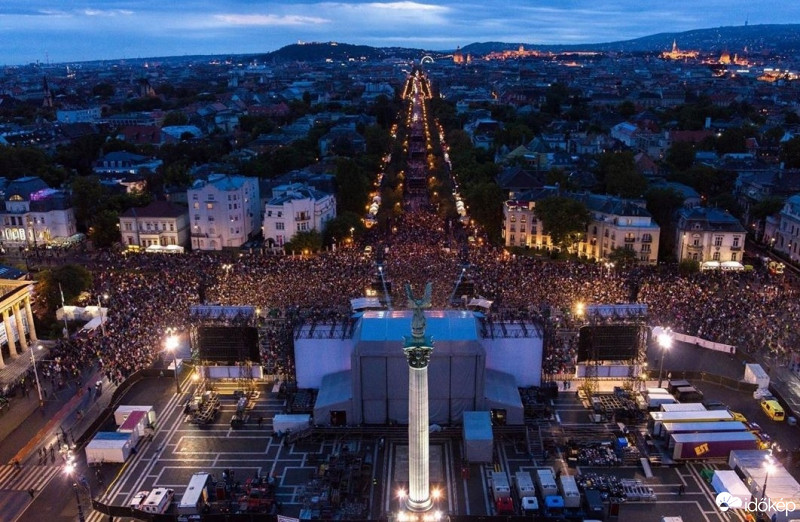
[405,496,433,512]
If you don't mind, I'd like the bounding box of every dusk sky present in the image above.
[3,1,798,65]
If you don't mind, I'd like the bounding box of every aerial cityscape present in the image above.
[1,8,800,522]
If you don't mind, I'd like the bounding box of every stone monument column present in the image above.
[403,283,433,512]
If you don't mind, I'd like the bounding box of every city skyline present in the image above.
[3,0,797,65]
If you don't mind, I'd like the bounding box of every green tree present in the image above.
[284,230,323,254]
[750,196,785,222]
[323,211,365,245]
[598,151,647,197]
[607,246,638,268]
[715,127,748,154]
[89,209,121,248]
[70,176,106,232]
[162,111,189,127]
[35,264,93,313]
[534,196,591,252]
[618,101,636,119]
[335,158,369,215]
[665,141,696,171]
[781,136,800,169]
[464,182,505,245]
[92,82,115,98]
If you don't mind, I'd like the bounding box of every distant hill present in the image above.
[460,24,800,55]
[262,42,422,63]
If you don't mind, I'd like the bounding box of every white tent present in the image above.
[711,470,750,510]
[721,261,744,271]
[701,261,721,271]
[467,298,493,310]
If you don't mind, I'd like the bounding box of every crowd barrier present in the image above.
[672,331,736,354]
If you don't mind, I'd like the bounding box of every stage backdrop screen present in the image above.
[577,324,639,362]
[195,326,260,364]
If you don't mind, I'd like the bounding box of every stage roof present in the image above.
[357,310,479,342]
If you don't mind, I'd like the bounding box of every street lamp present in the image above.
[397,488,406,511]
[97,293,108,337]
[64,459,86,522]
[432,487,442,514]
[761,456,775,502]
[165,331,180,394]
[653,326,673,388]
[30,344,43,407]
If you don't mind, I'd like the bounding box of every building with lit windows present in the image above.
[502,189,660,265]
[119,200,189,250]
[775,194,800,264]
[188,174,260,251]
[0,176,77,248]
[675,207,746,264]
[262,183,336,249]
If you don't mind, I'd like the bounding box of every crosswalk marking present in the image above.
[0,464,62,492]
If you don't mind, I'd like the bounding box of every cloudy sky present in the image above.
[2,0,797,64]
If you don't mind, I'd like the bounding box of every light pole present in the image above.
[165,331,180,394]
[97,293,108,337]
[30,344,43,407]
[72,482,86,522]
[653,326,673,388]
[761,457,775,502]
[397,489,406,513]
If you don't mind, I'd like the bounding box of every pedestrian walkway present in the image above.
[0,464,62,492]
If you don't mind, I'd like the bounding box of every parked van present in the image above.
[129,490,149,510]
[760,399,785,421]
[138,487,174,514]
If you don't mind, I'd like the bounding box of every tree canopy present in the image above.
[535,196,591,252]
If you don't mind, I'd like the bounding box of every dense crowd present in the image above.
[20,208,796,395]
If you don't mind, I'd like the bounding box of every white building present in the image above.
[0,177,77,247]
[119,201,189,249]
[56,106,101,123]
[188,174,260,251]
[776,194,800,264]
[502,189,661,265]
[675,207,746,263]
[263,183,336,248]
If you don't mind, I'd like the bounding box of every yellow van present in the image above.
[760,399,785,421]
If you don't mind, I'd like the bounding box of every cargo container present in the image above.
[514,471,535,500]
[710,470,750,510]
[660,403,707,412]
[178,472,212,515]
[648,410,734,437]
[114,405,157,427]
[671,431,759,460]
[85,432,132,464]
[583,489,604,519]
[744,364,769,390]
[534,468,558,498]
[667,380,691,394]
[117,410,149,446]
[674,386,704,403]
[558,474,581,508]
[272,414,311,434]
[646,393,677,409]
[491,472,511,500]
[660,421,749,447]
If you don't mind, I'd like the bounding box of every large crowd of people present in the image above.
[25,206,789,396]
